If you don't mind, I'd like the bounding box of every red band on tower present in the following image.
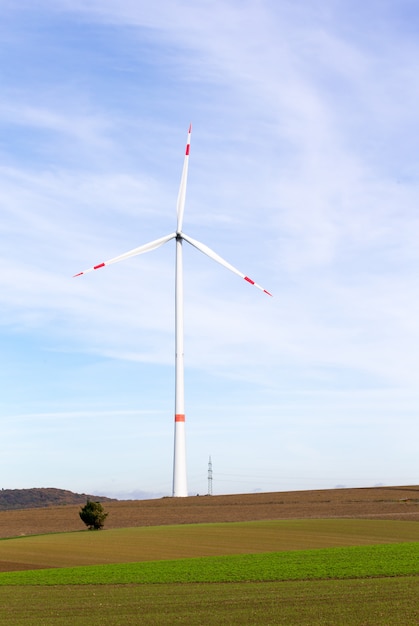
[175,414,185,422]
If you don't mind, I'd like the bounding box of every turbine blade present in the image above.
[73,232,176,277]
[176,124,192,233]
[182,233,272,296]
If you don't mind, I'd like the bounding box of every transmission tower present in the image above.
[207,455,213,496]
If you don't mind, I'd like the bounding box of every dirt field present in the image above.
[0,485,418,539]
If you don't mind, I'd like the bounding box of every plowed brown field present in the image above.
[1,485,418,539]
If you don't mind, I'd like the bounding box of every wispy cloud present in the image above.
[1,0,418,495]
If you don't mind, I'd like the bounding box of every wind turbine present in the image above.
[74,125,272,497]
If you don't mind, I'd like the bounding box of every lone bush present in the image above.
[79,500,108,530]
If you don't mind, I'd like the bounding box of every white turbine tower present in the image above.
[74,125,272,497]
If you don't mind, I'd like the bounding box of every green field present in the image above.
[2,518,418,569]
[1,577,418,625]
[1,519,418,624]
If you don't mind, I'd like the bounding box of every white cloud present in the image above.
[0,0,418,495]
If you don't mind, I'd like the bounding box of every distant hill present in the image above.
[0,488,116,511]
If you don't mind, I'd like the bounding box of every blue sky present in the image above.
[1,0,418,498]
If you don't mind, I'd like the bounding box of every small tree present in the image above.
[79,500,108,530]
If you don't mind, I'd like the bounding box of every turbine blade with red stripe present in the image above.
[73,232,176,277]
[182,233,272,296]
[176,124,192,234]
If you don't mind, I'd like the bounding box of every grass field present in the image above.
[1,489,418,624]
[0,578,417,625]
[1,541,419,584]
[0,543,418,624]
[2,518,419,571]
